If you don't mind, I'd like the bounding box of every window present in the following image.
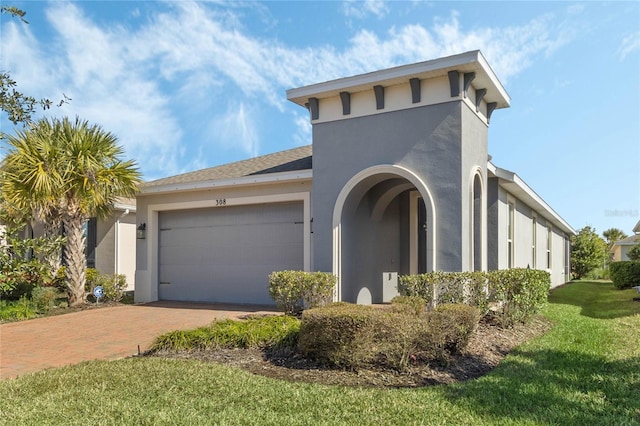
[508,201,515,268]
[84,218,97,268]
[546,226,552,270]
[532,216,537,268]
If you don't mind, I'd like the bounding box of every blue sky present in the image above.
[1,1,639,236]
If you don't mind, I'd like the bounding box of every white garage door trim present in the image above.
[146,192,311,302]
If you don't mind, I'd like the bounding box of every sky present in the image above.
[1,0,639,237]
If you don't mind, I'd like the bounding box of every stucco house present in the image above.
[611,219,640,261]
[134,50,575,306]
[1,199,138,291]
[84,199,137,291]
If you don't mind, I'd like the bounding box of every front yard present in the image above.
[0,281,638,425]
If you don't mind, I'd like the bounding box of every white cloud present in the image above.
[292,112,312,147]
[2,0,580,177]
[618,32,640,61]
[210,102,260,157]
[342,0,390,19]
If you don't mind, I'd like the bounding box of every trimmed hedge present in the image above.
[609,261,640,290]
[298,302,480,371]
[399,269,550,327]
[269,271,336,314]
[398,271,489,314]
[151,315,300,352]
[487,269,550,327]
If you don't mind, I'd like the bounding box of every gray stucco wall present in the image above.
[486,177,500,271]
[487,183,571,287]
[312,100,489,301]
[460,104,489,271]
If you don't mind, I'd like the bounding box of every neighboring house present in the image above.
[9,198,137,291]
[135,50,575,306]
[611,219,640,261]
[84,199,137,291]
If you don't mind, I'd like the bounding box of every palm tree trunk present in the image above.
[42,217,63,276]
[63,206,87,307]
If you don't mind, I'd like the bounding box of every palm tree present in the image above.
[1,116,141,306]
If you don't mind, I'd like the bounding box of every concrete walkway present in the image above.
[0,302,277,379]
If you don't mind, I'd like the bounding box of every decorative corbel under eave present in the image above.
[409,78,421,104]
[486,102,498,123]
[463,72,476,98]
[447,70,460,97]
[308,97,319,120]
[475,88,487,112]
[374,85,385,110]
[340,91,351,115]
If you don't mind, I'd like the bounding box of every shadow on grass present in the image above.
[443,348,640,425]
[548,281,640,319]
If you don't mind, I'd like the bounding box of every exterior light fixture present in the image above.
[137,223,146,239]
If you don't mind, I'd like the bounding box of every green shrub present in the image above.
[0,296,38,321]
[429,304,481,356]
[269,271,336,314]
[298,302,481,371]
[152,315,300,352]
[399,269,548,327]
[398,271,489,313]
[298,303,377,369]
[31,286,60,313]
[487,269,550,327]
[0,260,46,300]
[609,261,640,289]
[585,267,611,281]
[390,295,427,316]
[375,309,429,371]
[86,269,127,302]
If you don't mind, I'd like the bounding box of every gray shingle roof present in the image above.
[614,234,640,245]
[142,145,312,188]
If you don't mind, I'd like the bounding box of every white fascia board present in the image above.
[489,161,576,235]
[287,50,510,108]
[139,169,313,196]
[113,202,136,213]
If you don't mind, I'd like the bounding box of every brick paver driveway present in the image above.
[0,301,277,379]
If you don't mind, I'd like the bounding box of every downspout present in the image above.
[114,209,130,276]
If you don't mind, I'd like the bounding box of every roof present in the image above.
[140,145,312,195]
[634,219,640,234]
[612,234,640,246]
[287,50,510,110]
[487,162,576,236]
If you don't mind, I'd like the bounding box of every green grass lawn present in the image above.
[0,281,638,425]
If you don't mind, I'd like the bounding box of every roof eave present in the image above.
[489,162,576,235]
[139,169,313,196]
[287,50,510,109]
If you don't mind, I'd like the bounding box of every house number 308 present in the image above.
[215,199,227,206]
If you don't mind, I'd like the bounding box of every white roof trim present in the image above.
[113,202,136,213]
[139,169,313,196]
[287,50,510,109]
[488,161,576,235]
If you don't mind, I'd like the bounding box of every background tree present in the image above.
[1,116,141,306]
[602,228,628,250]
[628,244,640,261]
[571,226,608,279]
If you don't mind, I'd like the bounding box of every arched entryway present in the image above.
[332,165,436,303]
[469,168,486,271]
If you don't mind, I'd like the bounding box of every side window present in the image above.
[85,218,97,268]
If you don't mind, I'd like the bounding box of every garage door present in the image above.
[158,201,304,305]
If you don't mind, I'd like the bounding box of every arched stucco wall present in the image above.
[332,164,437,301]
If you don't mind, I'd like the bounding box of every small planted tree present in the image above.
[1,117,141,306]
[571,226,608,279]
[627,244,640,261]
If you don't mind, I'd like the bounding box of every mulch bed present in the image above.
[150,316,552,388]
